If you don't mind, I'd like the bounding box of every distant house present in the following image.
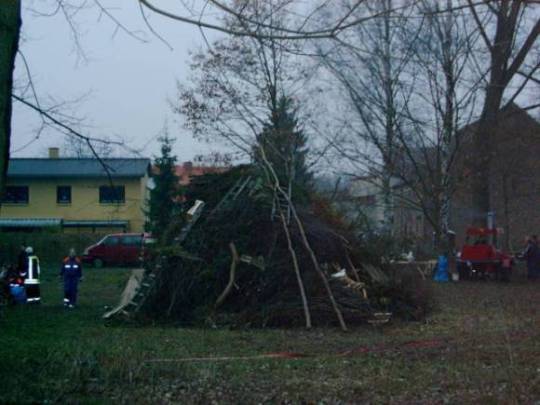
[175,161,228,186]
[0,148,150,232]
[452,104,540,249]
[349,104,540,249]
[348,176,400,229]
[150,161,228,188]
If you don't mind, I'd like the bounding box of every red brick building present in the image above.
[389,104,540,251]
[450,104,540,250]
[174,161,228,186]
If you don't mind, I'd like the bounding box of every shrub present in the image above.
[0,232,107,265]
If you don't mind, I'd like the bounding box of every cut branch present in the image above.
[215,242,240,309]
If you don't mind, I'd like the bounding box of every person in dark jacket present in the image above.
[519,235,540,280]
[60,248,83,308]
[17,245,28,277]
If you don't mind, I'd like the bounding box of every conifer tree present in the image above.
[254,96,311,190]
[147,134,181,242]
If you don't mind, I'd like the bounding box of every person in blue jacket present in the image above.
[60,248,83,308]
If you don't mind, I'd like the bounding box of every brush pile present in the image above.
[141,166,432,328]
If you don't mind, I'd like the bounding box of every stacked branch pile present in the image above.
[142,167,432,328]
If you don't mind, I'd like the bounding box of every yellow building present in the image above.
[0,152,150,232]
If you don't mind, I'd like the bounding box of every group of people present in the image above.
[2,246,83,308]
[520,235,540,281]
[3,245,41,303]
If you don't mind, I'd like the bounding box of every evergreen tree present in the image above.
[254,96,311,190]
[147,134,181,242]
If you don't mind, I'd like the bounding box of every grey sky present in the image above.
[11,1,539,165]
[12,0,215,162]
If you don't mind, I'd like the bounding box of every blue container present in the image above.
[434,255,449,282]
[10,284,27,304]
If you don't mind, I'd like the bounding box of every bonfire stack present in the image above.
[139,167,430,328]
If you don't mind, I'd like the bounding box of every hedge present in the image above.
[0,232,107,266]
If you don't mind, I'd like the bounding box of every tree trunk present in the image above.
[0,1,20,201]
[468,0,539,227]
[381,0,395,234]
[471,91,503,227]
[439,0,454,257]
[380,174,393,233]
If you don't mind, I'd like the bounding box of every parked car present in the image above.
[83,233,151,268]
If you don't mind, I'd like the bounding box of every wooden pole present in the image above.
[288,201,348,331]
[258,146,348,331]
[276,196,312,329]
[345,252,361,282]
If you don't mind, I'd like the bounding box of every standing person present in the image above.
[60,248,83,308]
[532,235,540,281]
[17,245,28,278]
[24,247,41,303]
[519,235,540,281]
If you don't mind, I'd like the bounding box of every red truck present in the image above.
[83,233,153,268]
[457,227,513,281]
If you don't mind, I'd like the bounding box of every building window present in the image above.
[99,185,125,204]
[57,186,71,204]
[3,186,29,204]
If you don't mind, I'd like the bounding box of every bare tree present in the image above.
[387,0,482,252]
[321,0,482,253]
[466,0,540,226]
[319,0,415,233]
[175,2,310,155]
[137,0,408,41]
[0,0,146,202]
[63,134,116,158]
[1,0,418,202]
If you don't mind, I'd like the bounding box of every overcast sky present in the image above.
[12,0,215,162]
[11,1,539,165]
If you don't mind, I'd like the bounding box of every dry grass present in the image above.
[0,264,539,403]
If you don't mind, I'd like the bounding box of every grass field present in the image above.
[1,265,539,403]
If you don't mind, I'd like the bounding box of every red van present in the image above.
[82,233,152,268]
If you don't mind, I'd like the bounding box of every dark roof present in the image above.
[7,158,150,179]
[458,102,540,136]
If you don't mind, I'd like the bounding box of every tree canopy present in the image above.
[254,96,312,190]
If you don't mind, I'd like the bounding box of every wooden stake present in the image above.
[276,197,312,329]
[258,146,347,331]
[289,203,348,332]
[346,252,361,282]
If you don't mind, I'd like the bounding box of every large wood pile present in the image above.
[141,167,432,328]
